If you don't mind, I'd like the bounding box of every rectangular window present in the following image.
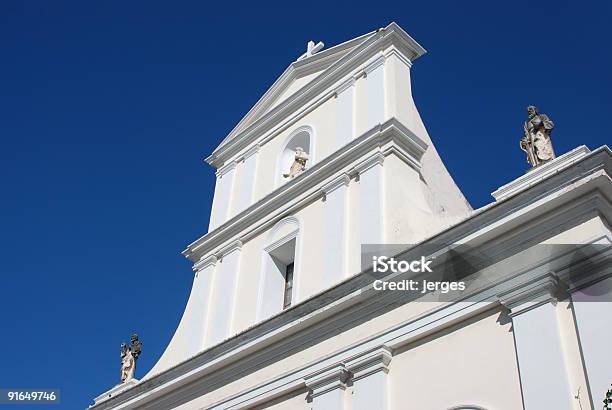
[283,262,294,309]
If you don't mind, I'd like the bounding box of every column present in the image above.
[234,144,259,215]
[335,79,355,149]
[322,174,350,287]
[572,275,612,406]
[500,274,573,410]
[191,255,217,351]
[206,240,242,346]
[345,347,392,410]
[209,161,237,230]
[365,56,385,129]
[356,152,385,245]
[304,365,349,410]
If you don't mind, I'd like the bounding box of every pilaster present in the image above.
[206,240,242,346]
[322,174,351,287]
[499,273,574,409]
[210,161,237,230]
[355,152,385,245]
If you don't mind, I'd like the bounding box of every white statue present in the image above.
[520,105,556,167]
[119,334,142,383]
[283,147,309,179]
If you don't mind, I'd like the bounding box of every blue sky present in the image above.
[0,1,610,408]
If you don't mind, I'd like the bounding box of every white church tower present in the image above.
[92,22,612,410]
[149,21,471,372]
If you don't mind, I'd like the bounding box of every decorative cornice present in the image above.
[215,161,237,178]
[304,364,350,398]
[363,54,385,75]
[333,77,355,97]
[355,152,385,174]
[321,173,350,196]
[344,346,392,381]
[206,22,426,168]
[383,48,413,68]
[217,240,242,258]
[192,255,217,273]
[498,272,560,317]
[240,144,260,161]
[185,118,427,263]
[492,145,591,201]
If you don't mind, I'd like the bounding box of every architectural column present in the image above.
[209,161,237,230]
[191,255,218,351]
[335,79,355,149]
[304,365,350,410]
[500,274,574,410]
[365,56,385,129]
[345,347,392,410]
[234,144,260,215]
[206,240,242,346]
[356,152,385,245]
[572,275,612,406]
[322,174,350,287]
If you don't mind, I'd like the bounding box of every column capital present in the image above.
[355,152,385,174]
[321,173,350,196]
[193,254,218,273]
[218,240,243,258]
[364,54,385,76]
[334,78,356,97]
[241,144,260,161]
[345,346,392,381]
[215,160,237,178]
[498,272,561,317]
[304,364,350,399]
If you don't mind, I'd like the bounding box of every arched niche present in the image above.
[276,125,314,187]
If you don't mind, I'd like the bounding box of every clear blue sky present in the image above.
[0,1,609,409]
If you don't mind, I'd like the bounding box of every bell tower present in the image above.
[145,22,472,378]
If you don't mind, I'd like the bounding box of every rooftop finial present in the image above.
[297,40,324,61]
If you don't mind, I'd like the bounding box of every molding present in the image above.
[212,30,379,157]
[363,54,385,75]
[321,173,350,196]
[215,161,237,178]
[93,379,139,405]
[89,147,612,410]
[304,364,350,398]
[355,152,385,174]
[185,118,427,263]
[192,255,218,273]
[344,346,392,381]
[206,22,426,168]
[497,273,560,317]
[333,77,355,97]
[240,144,260,161]
[264,230,298,254]
[217,240,242,258]
[383,48,413,68]
[492,145,591,201]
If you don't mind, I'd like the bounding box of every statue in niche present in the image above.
[519,105,556,167]
[120,334,142,383]
[283,147,309,179]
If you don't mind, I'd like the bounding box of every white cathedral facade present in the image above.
[91,23,612,410]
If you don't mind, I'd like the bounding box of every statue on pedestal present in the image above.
[520,105,556,167]
[283,147,309,179]
[120,334,142,383]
